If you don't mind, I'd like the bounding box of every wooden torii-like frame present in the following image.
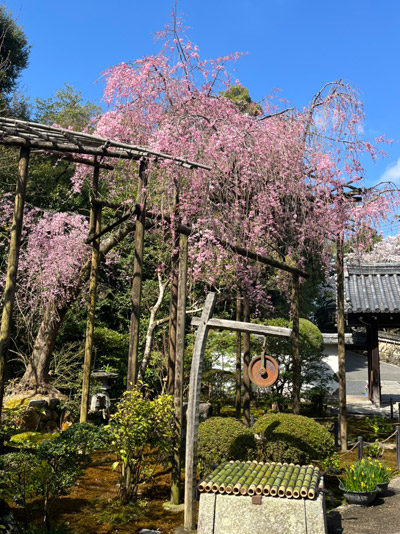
[183,292,293,531]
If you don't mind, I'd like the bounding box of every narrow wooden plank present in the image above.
[291,274,300,415]
[242,295,251,427]
[0,147,30,416]
[191,317,292,338]
[80,162,102,422]
[337,231,347,451]
[184,293,217,531]
[171,233,188,504]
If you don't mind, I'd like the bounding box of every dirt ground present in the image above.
[13,452,184,534]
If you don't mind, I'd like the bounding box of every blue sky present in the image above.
[4,0,400,232]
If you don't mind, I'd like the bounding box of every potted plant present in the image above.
[339,459,378,506]
[366,457,392,494]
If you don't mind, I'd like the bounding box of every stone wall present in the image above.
[379,341,400,366]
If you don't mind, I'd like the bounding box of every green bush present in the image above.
[197,417,257,474]
[252,413,335,464]
[107,388,174,503]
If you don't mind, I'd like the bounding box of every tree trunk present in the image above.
[137,273,169,382]
[127,160,147,389]
[18,216,142,390]
[242,294,251,427]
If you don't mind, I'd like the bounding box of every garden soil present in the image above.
[327,475,400,534]
[12,452,184,534]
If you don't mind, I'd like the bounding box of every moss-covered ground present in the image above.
[6,413,400,532]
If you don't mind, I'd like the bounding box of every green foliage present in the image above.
[252,413,335,464]
[197,417,257,474]
[365,415,393,437]
[265,317,330,403]
[0,450,38,508]
[366,458,391,483]
[107,387,174,503]
[340,458,387,492]
[54,422,110,457]
[220,85,262,116]
[9,431,58,448]
[34,84,101,131]
[199,330,237,400]
[366,439,383,458]
[0,423,108,530]
[319,451,340,471]
[92,326,130,395]
[0,5,30,94]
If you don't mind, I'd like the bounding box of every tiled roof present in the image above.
[198,461,320,500]
[344,264,400,314]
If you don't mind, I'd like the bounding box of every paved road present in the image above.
[327,476,400,534]
[346,350,400,402]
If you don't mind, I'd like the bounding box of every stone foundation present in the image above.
[197,492,327,534]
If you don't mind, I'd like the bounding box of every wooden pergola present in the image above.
[0,116,210,417]
[0,116,313,513]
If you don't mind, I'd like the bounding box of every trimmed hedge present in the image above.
[252,413,335,464]
[197,417,257,473]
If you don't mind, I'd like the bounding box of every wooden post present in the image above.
[167,250,179,395]
[0,147,30,416]
[369,319,381,406]
[334,418,339,447]
[337,231,347,451]
[291,273,300,415]
[242,294,251,427]
[397,427,400,470]
[171,233,188,505]
[358,436,364,460]
[80,162,101,423]
[167,190,180,396]
[184,293,217,531]
[127,160,147,389]
[235,293,242,419]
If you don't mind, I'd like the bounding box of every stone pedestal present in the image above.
[197,493,327,534]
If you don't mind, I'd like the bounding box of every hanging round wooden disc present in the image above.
[248,354,279,387]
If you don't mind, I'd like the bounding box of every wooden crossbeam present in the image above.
[191,316,292,337]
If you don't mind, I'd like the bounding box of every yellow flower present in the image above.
[353,476,356,480]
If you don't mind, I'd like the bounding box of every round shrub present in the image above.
[252,413,335,464]
[197,417,257,474]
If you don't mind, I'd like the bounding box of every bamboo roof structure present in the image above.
[198,461,321,500]
[0,116,211,170]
